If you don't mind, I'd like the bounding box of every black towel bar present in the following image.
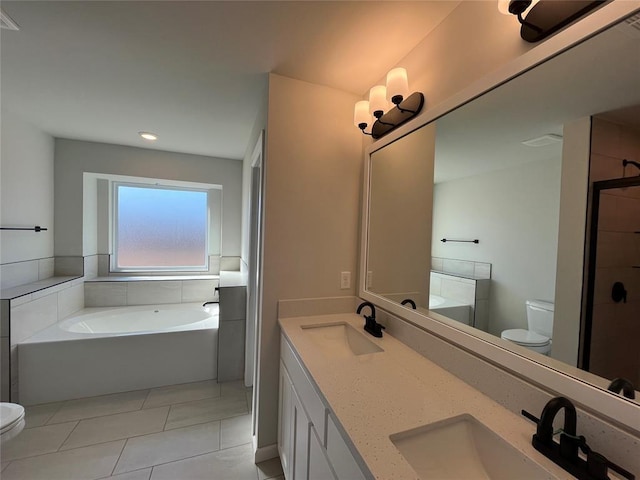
[440,238,479,244]
[0,226,48,232]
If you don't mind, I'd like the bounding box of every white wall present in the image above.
[372,1,533,112]
[54,139,243,258]
[255,73,362,451]
[552,117,592,365]
[432,158,561,336]
[0,111,55,265]
[241,81,268,268]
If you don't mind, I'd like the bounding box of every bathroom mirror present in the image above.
[364,13,640,403]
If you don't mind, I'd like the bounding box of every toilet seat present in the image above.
[1,403,25,442]
[501,328,550,347]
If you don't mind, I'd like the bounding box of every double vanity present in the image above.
[279,311,577,479]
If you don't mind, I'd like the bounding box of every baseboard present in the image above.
[253,441,279,463]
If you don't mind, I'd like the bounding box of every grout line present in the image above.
[110,437,129,477]
[113,441,256,476]
[1,438,128,464]
[163,410,248,432]
[49,402,163,427]
[56,420,81,452]
[161,405,171,431]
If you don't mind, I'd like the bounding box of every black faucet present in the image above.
[607,378,636,399]
[401,298,416,309]
[356,301,385,338]
[522,397,635,480]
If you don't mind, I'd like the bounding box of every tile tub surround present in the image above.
[2,277,85,402]
[280,311,640,479]
[84,278,220,307]
[18,303,218,404]
[1,380,284,480]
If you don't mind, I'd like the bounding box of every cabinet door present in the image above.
[279,363,294,480]
[292,388,311,480]
[308,427,336,480]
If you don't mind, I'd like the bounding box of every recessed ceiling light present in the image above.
[139,132,158,141]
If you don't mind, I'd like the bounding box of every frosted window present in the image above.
[115,185,208,270]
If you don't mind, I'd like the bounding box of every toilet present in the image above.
[501,300,554,355]
[1,402,25,444]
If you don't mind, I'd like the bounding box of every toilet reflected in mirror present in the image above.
[501,300,554,355]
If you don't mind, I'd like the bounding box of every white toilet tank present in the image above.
[526,300,554,338]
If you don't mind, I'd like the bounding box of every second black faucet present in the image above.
[356,301,385,338]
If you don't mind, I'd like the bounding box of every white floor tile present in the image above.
[220,414,252,450]
[0,421,77,461]
[0,440,125,480]
[220,380,249,398]
[113,421,220,474]
[99,468,152,480]
[49,390,149,424]
[61,407,170,450]
[24,402,63,428]
[257,457,284,480]
[164,394,248,430]
[143,380,220,409]
[149,443,257,480]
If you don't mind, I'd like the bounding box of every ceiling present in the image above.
[0,1,460,160]
[434,16,640,184]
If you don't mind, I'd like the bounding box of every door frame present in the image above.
[581,174,640,370]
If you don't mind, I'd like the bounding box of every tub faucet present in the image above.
[522,397,635,480]
[607,377,636,399]
[356,301,384,338]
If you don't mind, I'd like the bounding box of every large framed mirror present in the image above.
[361,6,640,425]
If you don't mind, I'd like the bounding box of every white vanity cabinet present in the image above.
[279,335,368,480]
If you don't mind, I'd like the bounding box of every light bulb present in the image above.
[386,68,409,105]
[369,85,388,119]
[354,100,371,130]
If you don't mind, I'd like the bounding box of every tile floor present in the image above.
[0,380,284,480]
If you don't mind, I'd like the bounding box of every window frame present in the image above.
[112,181,210,273]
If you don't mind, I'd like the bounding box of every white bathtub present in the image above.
[18,303,219,405]
[426,294,472,325]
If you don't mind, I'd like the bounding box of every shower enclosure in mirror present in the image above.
[362,10,640,407]
[583,175,640,388]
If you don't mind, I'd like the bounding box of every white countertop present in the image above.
[279,313,573,480]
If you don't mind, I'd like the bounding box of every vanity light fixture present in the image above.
[138,131,158,141]
[498,0,606,43]
[354,68,424,140]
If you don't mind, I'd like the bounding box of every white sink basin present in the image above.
[390,414,552,480]
[301,322,383,357]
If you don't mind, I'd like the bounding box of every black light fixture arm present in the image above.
[371,92,425,140]
[623,159,640,171]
